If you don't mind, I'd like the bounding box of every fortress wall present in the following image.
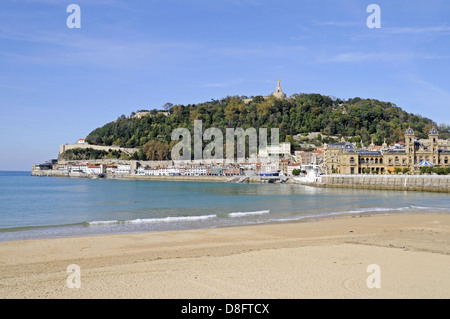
[59,143,140,156]
[319,175,449,192]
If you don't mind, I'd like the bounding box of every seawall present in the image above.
[318,174,450,193]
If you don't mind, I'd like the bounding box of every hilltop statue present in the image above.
[272,79,286,99]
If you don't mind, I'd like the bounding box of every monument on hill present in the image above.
[272,79,286,99]
[243,79,287,103]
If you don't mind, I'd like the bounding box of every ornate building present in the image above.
[324,128,450,174]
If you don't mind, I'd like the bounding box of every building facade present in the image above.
[328,128,450,174]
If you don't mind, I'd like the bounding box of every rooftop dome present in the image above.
[405,128,414,135]
[429,128,438,135]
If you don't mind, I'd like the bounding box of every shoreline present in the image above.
[1,212,449,299]
[2,208,448,244]
[31,170,450,192]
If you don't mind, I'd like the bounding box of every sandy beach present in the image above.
[0,213,449,299]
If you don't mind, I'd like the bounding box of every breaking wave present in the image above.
[228,210,271,218]
[88,214,217,226]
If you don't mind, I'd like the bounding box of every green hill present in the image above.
[82,93,449,161]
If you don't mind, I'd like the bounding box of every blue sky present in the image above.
[0,0,449,170]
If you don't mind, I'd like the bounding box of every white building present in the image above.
[106,165,118,174]
[54,163,70,171]
[116,164,131,175]
[87,164,104,175]
[260,162,279,174]
[158,167,169,176]
[259,142,291,158]
[186,166,207,176]
[138,167,159,175]
[287,163,301,176]
[71,163,88,173]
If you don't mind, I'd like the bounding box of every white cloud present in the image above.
[384,26,450,34]
[312,20,360,27]
[317,51,450,63]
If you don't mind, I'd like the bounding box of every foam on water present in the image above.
[228,210,271,218]
[88,214,217,226]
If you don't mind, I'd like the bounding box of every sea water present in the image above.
[0,171,449,241]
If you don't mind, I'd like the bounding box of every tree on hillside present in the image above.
[163,103,173,112]
[143,140,170,161]
[84,93,443,161]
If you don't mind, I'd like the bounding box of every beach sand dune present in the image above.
[0,213,449,299]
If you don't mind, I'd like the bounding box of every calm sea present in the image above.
[0,171,449,241]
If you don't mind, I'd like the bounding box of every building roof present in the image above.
[405,128,414,135]
[358,150,383,156]
[418,161,434,167]
[429,128,438,135]
[390,141,405,146]
[328,142,355,150]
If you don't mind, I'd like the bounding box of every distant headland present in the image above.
[32,80,450,191]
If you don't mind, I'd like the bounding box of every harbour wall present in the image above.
[318,174,450,193]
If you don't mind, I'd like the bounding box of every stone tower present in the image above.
[429,128,438,151]
[382,138,388,149]
[429,128,439,164]
[272,79,286,99]
[405,127,415,154]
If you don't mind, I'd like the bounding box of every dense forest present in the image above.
[81,93,449,161]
